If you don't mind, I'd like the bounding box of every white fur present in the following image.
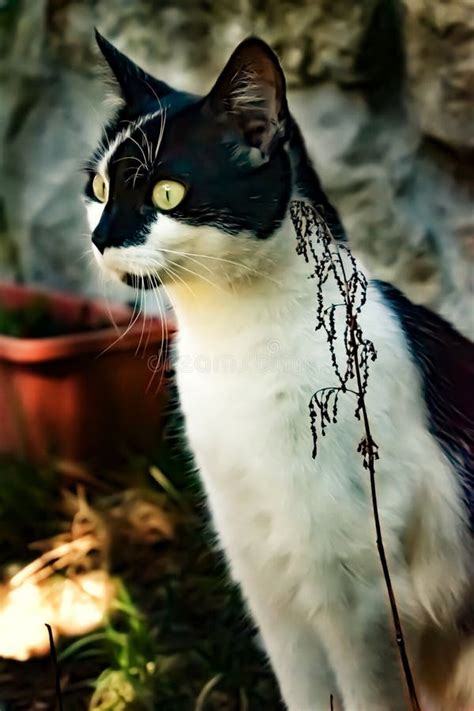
[95,108,164,179]
[85,198,105,233]
[86,198,471,710]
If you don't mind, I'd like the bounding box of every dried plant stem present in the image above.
[290,201,420,710]
[346,296,421,711]
[46,624,63,711]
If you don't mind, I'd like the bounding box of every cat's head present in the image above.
[85,32,295,291]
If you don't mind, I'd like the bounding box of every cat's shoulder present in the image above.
[374,279,474,526]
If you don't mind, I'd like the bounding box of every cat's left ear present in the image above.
[204,37,289,164]
[95,29,173,110]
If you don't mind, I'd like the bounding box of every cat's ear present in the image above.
[95,30,172,109]
[204,37,289,164]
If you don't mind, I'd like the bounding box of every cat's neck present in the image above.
[166,215,307,338]
[167,123,350,343]
[166,210,350,349]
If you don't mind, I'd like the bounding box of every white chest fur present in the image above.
[170,242,465,611]
[167,227,469,711]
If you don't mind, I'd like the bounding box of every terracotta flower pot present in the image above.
[0,282,175,463]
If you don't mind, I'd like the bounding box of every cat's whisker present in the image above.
[136,124,153,167]
[146,273,170,394]
[163,263,197,299]
[161,264,191,299]
[76,248,96,265]
[166,258,227,294]
[140,276,156,357]
[127,135,149,171]
[72,245,123,335]
[154,104,167,162]
[118,248,231,294]
[139,81,168,164]
[123,164,142,186]
[103,280,121,334]
[148,248,216,277]
[131,163,144,188]
[148,257,197,300]
[113,155,145,166]
[144,273,160,393]
[96,269,122,335]
[135,268,148,355]
[121,154,147,186]
[157,247,282,285]
[143,79,162,108]
[119,250,188,294]
[124,247,224,294]
[98,275,143,357]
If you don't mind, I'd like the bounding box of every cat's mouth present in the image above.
[92,244,162,290]
[121,273,159,290]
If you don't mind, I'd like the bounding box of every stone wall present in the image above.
[0,0,472,333]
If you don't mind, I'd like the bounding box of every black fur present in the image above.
[376,280,474,530]
[86,32,345,253]
[94,29,174,110]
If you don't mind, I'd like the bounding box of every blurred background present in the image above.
[0,1,472,709]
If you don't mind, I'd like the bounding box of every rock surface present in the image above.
[402,0,474,149]
[0,0,472,333]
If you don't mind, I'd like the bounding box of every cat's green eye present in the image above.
[92,174,108,203]
[152,180,186,211]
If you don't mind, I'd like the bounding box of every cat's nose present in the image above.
[92,226,109,254]
[92,208,114,253]
[91,205,141,253]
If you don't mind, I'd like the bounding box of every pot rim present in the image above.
[0,281,175,363]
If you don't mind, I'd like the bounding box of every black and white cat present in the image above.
[85,32,474,711]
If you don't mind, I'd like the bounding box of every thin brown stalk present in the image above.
[46,624,63,711]
[344,283,421,711]
[290,200,420,710]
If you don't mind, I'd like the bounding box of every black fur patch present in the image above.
[85,90,292,247]
[376,280,474,531]
[288,118,347,242]
[86,33,347,251]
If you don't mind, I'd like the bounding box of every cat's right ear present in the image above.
[203,37,289,166]
[95,30,172,109]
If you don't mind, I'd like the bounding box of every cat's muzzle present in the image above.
[121,273,159,290]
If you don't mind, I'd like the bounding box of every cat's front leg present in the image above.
[243,586,342,711]
[319,592,410,711]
